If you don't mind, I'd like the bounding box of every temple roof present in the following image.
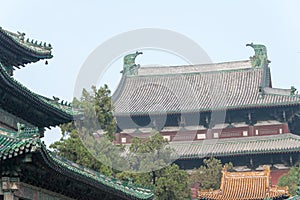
[112,59,300,116]
[0,128,154,200]
[199,166,289,200]
[0,62,78,128]
[0,26,52,70]
[169,133,300,159]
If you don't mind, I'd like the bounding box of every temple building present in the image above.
[198,165,289,200]
[0,27,154,200]
[112,45,300,182]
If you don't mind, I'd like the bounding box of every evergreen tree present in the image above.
[51,86,191,199]
[50,85,127,175]
[117,131,191,200]
[189,157,233,190]
[154,164,191,200]
[278,163,300,196]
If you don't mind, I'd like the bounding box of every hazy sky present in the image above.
[1,0,299,145]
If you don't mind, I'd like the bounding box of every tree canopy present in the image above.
[50,85,126,175]
[189,157,233,190]
[50,85,191,199]
[278,163,300,196]
[117,131,191,200]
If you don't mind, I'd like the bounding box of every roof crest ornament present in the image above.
[122,51,143,75]
[17,123,40,139]
[291,86,298,96]
[17,31,25,42]
[246,43,271,68]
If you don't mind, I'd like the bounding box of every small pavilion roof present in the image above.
[198,166,289,200]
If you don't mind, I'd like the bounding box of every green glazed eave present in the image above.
[0,62,80,117]
[0,127,154,200]
[0,26,52,56]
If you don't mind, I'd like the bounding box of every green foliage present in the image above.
[116,171,152,187]
[51,86,191,199]
[73,85,116,141]
[154,164,191,200]
[278,163,300,196]
[129,131,173,173]
[92,85,116,141]
[189,157,233,190]
[50,85,125,176]
[50,127,106,174]
[117,131,191,200]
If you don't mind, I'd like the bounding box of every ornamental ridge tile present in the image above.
[0,27,52,55]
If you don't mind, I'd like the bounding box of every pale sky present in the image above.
[1,0,299,145]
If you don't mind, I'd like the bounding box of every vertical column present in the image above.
[283,122,289,133]
[247,112,252,125]
[248,126,254,136]
[290,155,293,166]
[282,110,286,122]
[249,157,254,168]
[3,193,14,200]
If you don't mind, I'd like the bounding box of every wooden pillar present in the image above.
[283,123,289,133]
[3,192,15,200]
[248,112,252,125]
[290,155,293,166]
[115,132,120,143]
[249,126,254,136]
[283,110,286,122]
[270,155,273,165]
[206,129,212,139]
[250,157,253,168]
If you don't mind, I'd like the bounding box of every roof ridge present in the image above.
[137,60,252,76]
[133,64,261,78]
[140,59,251,69]
[0,26,52,53]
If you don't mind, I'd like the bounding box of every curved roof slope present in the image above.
[0,63,77,128]
[0,26,52,69]
[0,128,154,200]
[170,133,300,159]
[0,27,79,128]
[113,60,300,115]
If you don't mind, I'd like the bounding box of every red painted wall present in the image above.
[270,169,290,186]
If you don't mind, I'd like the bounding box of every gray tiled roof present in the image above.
[113,60,300,115]
[170,133,300,159]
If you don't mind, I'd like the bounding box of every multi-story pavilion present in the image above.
[0,26,154,200]
[112,45,300,182]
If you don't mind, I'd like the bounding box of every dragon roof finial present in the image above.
[122,51,143,75]
[246,43,270,68]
